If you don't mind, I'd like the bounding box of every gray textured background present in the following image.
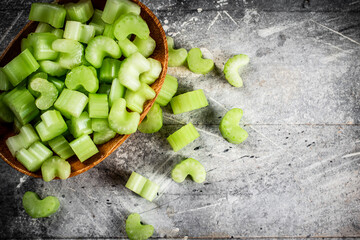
[1,0,360,239]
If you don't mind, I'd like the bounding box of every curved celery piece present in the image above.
[133,36,156,58]
[35,110,68,142]
[155,75,178,107]
[118,38,138,58]
[108,98,140,134]
[88,94,109,118]
[223,54,250,87]
[167,36,187,67]
[27,33,59,61]
[89,9,106,35]
[124,83,156,113]
[65,0,94,23]
[99,58,121,83]
[3,49,39,86]
[170,89,208,115]
[167,123,200,152]
[6,124,39,156]
[119,52,150,91]
[125,172,159,202]
[113,13,150,41]
[29,3,66,28]
[219,108,248,144]
[103,24,115,39]
[54,89,88,119]
[15,141,53,172]
[139,58,162,85]
[69,134,99,162]
[0,93,14,123]
[39,60,68,77]
[85,36,121,68]
[187,48,214,74]
[0,68,13,91]
[52,39,84,69]
[68,111,93,138]
[27,72,47,97]
[48,76,65,92]
[35,22,54,33]
[91,118,116,145]
[41,156,71,182]
[109,78,125,107]
[102,0,140,24]
[29,78,58,110]
[126,213,154,240]
[171,158,206,183]
[22,191,60,218]
[138,103,162,134]
[65,65,99,93]
[48,135,74,160]
[63,21,95,44]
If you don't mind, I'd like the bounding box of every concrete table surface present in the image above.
[1,0,360,239]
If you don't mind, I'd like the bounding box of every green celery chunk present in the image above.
[27,32,59,61]
[103,24,115,39]
[54,89,88,118]
[139,58,162,85]
[167,36,187,67]
[48,76,65,92]
[98,83,111,94]
[113,13,149,41]
[35,22,54,33]
[140,180,160,202]
[119,52,150,91]
[41,156,71,182]
[117,38,138,58]
[0,67,13,91]
[48,135,75,159]
[3,49,39,86]
[35,110,68,142]
[88,94,109,118]
[65,0,94,23]
[187,48,214,74]
[108,98,140,135]
[52,29,64,38]
[69,134,99,162]
[167,123,200,152]
[39,60,68,77]
[124,82,156,113]
[133,36,156,58]
[22,191,60,218]
[29,71,48,82]
[0,93,14,123]
[29,3,66,28]
[63,21,95,44]
[101,0,140,24]
[85,36,121,68]
[126,213,154,240]
[52,39,85,69]
[3,86,39,125]
[68,111,93,138]
[92,118,116,145]
[28,77,58,110]
[15,141,53,172]
[89,9,106,35]
[92,118,110,132]
[155,74,178,107]
[171,158,206,183]
[138,103,162,134]
[170,89,208,115]
[6,124,39,156]
[99,58,121,83]
[125,172,159,202]
[21,38,33,53]
[219,108,248,144]
[65,65,99,93]
[109,78,125,107]
[223,54,250,87]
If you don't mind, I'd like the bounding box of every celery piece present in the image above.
[167,36,188,67]
[140,180,160,202]
[103,24,115,39]
[13,118,22,134]
[101,0,140,24]
[6,124,39,156]
[15,141,53,172]
[219,108,248,144]
[170,89,209,115]
[68,111,93,138]
[89,9,106,35]
[167,123,200,152]
[65,65,99,93]
[48,76,65,92]
[125,172,159,202]
[0,68,13,91]
[54,89,88,118]
[29,3,66,28]
[126,213,154,240]
[119,52,150,91]
[29,71,48,82]
[41,156,71,182]
[27,33,59,61]
[65,0,94,23]
[85,36,121,68]
[133,36,156,58]
[124,83,155,113]
[69,134,99,162]
[187,48,214,74]
[223,54,250,87]
[98,83,111,95]
[139,58,162,85]
[63,21,95,44]
[109,78,125,107]
[99,58,121,83]
[155,74,178,107]
[138,103,162,134]
[35,110,68,142]
[29,77,58,110]
[21,38,33,53]
[108,98,140,134]
[88,94,109,118]
[91,118,110,132]
[0,93,14,123]
[39,60,68,77]
[93,130,116,145]
[48,135,75,160]
[52,39,84,69]
[118,38,138,58]
[35,22,54,33]
[171,158,206,183]
[52,29,64,38]
[113,13,149,41]
[3,87,39,125]
[22,191,60,218]
[3,49,39,86]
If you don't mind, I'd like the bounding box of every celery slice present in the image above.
[139,58,162,85]
[109,78,125,107]
[65,65,99,93]
[138,103,162,134]
[219,108,248,144]
[21,38,33,53]
[35,22,54,33]
[140,180,160,202]
[113,13,149,41]
[99,58,121,83]
[125,172,159,202]
[167,36,187,67]
[6,124,40,156]
[89,9,106,35]
[118,38,138,58]
[41,156,71,182]
[0,93,14,123]
[101,0,140,24]
[85,36,121,68]
[52,39,85,69]
[92,118,109,132]
[91,118,116,144]
[170,89,208,115]
[48,135,75,160]
[124,83,156,113]
[29,3,66,28]
[103,24,115,39]
[93,130,116,145]
[108,98,140,134]
[16,141,53,172]
[52,29,64,38]
[155,74,178,107]
[27,32,59,61]
[0,67,13,91]
[35,110,68,142]
[88,94,109,118]
[69,134,99,162]
[48,76,65,92]
[39,60,68,77]
[63,21,95,44]
[65,0,94,23]
[54,89,88,119]
[171,158,206,183]
[133,36,156,58]
[187,48,214,74]
[28,77,58,110]
[68,111,93,138]
[125,213,154,240]
[223,54,250,87]
[167,123,200,152]
[22,191,60,218]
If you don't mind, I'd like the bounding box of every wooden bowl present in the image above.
[0,0,168,178]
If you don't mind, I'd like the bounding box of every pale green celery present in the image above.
[126,213,154,240]
[93,130,116,145]
[63,21,95,44]
[52,39,85,69]
[89,9,106,35]
[15,141,53,172]
[88,94,109,118]
[138,103,162,134]
[92,118,116,144]
[27,32,59,61]
[22,191,60,218]
[125,172,159,202]
[108,98,140,134]
[65,0,94,23]
[48,135,75,159]
[223,54,250,87]
[48,76,65,92]
[167,123,200,152]
[109,78,125,107]
[28,77,58,110]
[41,156,71,182]
[99,58,121,83]
[52,29,64,38]
[35,110,68,142]
[35,22,54,33]
[155,74,178,107]
[65,65,99,93]
[124,82,155,113]
[0,68,13,91]
[101,0,140,24]
[54,89,88,118]
[219,108,248,144]
[13,118,22,133]
[171,158,206,183]
[187,48,214,74]
[167,36,187,67]
[118,38,138,58]
[133,36,156,58]
[69,134,99,162]
[139,58,162,85]
[113,13,149,41]
[68,111,93,138]
[85,36,121,68]
[0,93,14,123]
[6,124,39,156]
[103,24,115,39]
[29,3,66,28]
[39,60,68,77]
[170,89,208,115]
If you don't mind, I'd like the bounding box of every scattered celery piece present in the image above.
[48,135,75,160]
[108,98,140,135]
[88,94,109,118]
[54,89,88,118]
[219,108,248,144]
[155,74,178,107]
[113,13,149,41]
[65,65,99,93]
[29,3,66,28]
[27,33,59,61]
[138,103,162,134]
[69,134,99,162]
[99,58,121,83]
[171,158,206,183]
[126,213,154,240]
[133,36,156,58]
[125,172,159,202]
[6,124,39,156]
[101,0,140,24]
[68,111,93,138]
[0,93,14,123]
[52,39,85,69]
[15,141,53,172]
[167,123,200,152]
[124,82,156,113]
[109,78,125,107]
[167,36,187,67]
[170,89,208,115]
[35,110,68,142]
[22,191,60,218]
[41,156,71,182]
[0,68,13,91]
[85,36,121,68]
[187,48,214,74]
[39,60,68,77]
[63,21,96,44]
[91,118,110,132]
[223,54,250,87]
[117,38,138,58]
[52,29,64,38]
[139,58,162,85]
[89,9,106,35]
[35,22,54,33]
[65,0,94,23]
[92,119,116,145]
[28,77,58,110]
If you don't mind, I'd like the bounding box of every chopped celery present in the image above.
[54,89,88,119]
[69,134,99,162]
[103,24,115,39]
[155,74,178,107]
[167,36,188,67]
[29,3,66,28]
[92,118,110,132]
[65,0,94,23]
[125,172,159,202]
[27,33,59,61]
[171,158,206,183]
[125,213,154,240]
[48,76,65,92]
[52,29,64,38]
[85,36,121,68]
[68,111,93,138]
[101,0,140,24]
[35,110,68,142]
[167,123,200,152]
[16,141,53,172]
[0,68,13,91]
[88,94,109,118]
[35,22,54,33]
[63,21,96,44]
[187,48,214,74]
[39,60,68,77]
[52,39,85,69]
[92,119,116,144]
[22,191,60,218]
[48,135,75,160]
[113,13,149,41]
[28,77,58,110]
[89,9,106,35]
[41,156,71,182]
[21,38,33,53]
[133,36,156,58]
[219,108,248,144]
[223,54,250,87]
[124,82,156,113]
[0,93,14,123]
[6,124,39,156]
[109,78,125,107]
[65,65,99,93]
[138,103,162,134]
[108,98,140,134]
[139,58,162,85]
[118,38,138,58]
[170,89,209,115]
[99,58,121,83]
